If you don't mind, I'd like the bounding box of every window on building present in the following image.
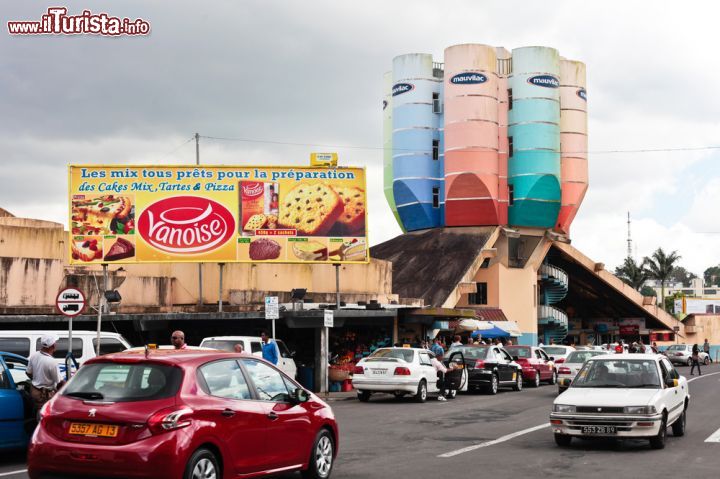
[508,88,513,110]
[468,282,488,305]
[432,187,440,208]
[508,136,513,158]
[432,139,439,161]
[432,92,442,114]
[480,258,490,268]
[508,184,514,206]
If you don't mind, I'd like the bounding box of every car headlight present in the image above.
[553,404,576,413]
[624,406,657,415]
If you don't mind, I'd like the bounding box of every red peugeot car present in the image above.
[28,349,338,479]
[505,346,557,387]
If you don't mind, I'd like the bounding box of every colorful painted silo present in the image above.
[444,44,500,226]
[508,46,562,228]
[496,47,511,226]
[383,71,404,231]
[556,59,588,234]
[391,53,444,231]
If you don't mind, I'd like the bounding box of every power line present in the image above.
[162,136,195,158]
[199,134,720,156]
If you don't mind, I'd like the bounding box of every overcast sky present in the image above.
[3,0,720,275]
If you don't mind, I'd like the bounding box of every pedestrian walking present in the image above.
[26,334,64,414]
[260,330,279,365]
[430,338,444,357]
[171,330,187,349]
[690,343,702,376]
[703,339,712,363]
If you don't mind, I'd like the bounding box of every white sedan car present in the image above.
[557,349,607,393]
[352,348,441,402]
[550,354,690,449]
[541,345,576,364]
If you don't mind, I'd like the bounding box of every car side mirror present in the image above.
[293,388,310,403]
[512,355,519,361]
[665,378,678,388]
[549,357,555,361]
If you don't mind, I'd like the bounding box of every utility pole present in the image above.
[626,211,632,259]
[195,133,203,307]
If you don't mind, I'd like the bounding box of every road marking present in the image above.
[0,470,27,478]
[706,428,720,443]
[687,371,720,383]
[438,423,550,458]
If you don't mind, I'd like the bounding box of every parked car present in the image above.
[0,352,34,450]
[444,345,523,395]
[540,345,576,364]
[27,348,338,479]
[557,349,607,393]
[200,336,297,378]
[550,353,689,449]
[352,347,442,402]
[662,344,710,366]
[505,345,557,387]
[0,330,131,376]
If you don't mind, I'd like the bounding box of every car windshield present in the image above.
[571,359,661,389]
[543,347,567,355]
[200,340,237,352]
[63,362,183,402]
[367,349,414,362]
[665,345,685,351]
[448,346,489,360]
[565,351,604,364]
[505,347,531,358]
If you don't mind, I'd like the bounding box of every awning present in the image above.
[471,325,510,339]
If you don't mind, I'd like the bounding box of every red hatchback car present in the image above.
[28,349,338,479]
[504,346,557,387]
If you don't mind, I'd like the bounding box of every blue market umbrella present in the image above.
[471,326,510,339]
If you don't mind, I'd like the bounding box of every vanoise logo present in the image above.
[577,88,587,101]
[392,83,414,96]
[450,72,487,85]
[138,196,236,254]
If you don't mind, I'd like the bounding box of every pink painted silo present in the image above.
[496,47,511,226]
[444,44,500,226]
[556,59,588,234]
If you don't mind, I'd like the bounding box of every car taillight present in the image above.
[555,358,565,364]
[39,398,53,425]
[353,366,364,374]
[675,353,683,357]
[394,367,411,375]
[558,367,571,375]
[147,406,193,435]
[474,360,485,369]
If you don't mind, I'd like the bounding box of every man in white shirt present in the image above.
[27,334,63,411]
[431,354,448,401]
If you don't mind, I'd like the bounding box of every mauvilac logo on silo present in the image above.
[392,83,414,96]
[450,72,487,85]
[577,88,587,101]
[527,75,560,88]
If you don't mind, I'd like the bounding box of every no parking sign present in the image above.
[56,287,86,317]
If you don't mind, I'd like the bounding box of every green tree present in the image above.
[614,257,649,290]
[644,248,681,311]
[668,266,697,287]
[704,266,720,287]
[640,285,657,297]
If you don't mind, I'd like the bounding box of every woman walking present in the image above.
[690,343,702,376]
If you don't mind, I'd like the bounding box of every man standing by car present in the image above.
[430,338,444,357]
[26,334,63,412]
[171,330,187,350]
[703,339,712,363]
[260,330,279,365]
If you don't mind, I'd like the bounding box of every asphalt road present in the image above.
[2,364,719,479]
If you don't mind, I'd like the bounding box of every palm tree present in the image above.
[614,257,649,290]
[644,248,681,311]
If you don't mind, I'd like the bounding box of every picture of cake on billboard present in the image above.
[239,182,280,236]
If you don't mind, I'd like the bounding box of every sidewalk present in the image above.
[320,391,358,402]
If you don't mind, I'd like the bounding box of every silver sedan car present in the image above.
[663,344,710,366]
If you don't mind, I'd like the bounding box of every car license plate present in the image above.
[581,426,616,435]
[371,369,386,375]
[68,422,119,437]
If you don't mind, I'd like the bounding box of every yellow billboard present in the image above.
[69,165,368,264]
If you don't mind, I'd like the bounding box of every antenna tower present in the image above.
[627,211,632,259]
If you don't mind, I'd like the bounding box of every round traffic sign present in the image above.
[56,287,87,317]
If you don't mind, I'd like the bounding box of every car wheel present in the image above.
[512,371,523,391]
[184,448,220,479]
[485,373,499,395]
[672,410,686,437]
[649,415,667,449]
[532,371,541,388]
[548,370,557,385]
[554,433,571,447]
[357,390,371,402]
[414,380,427,403]
[447,389,457,399]
[704,357,710,366]
[302,429,334,479]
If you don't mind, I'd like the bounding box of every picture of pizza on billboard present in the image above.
[71,194,135,236]
[239,182,280,236]
[277,181,366,237]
